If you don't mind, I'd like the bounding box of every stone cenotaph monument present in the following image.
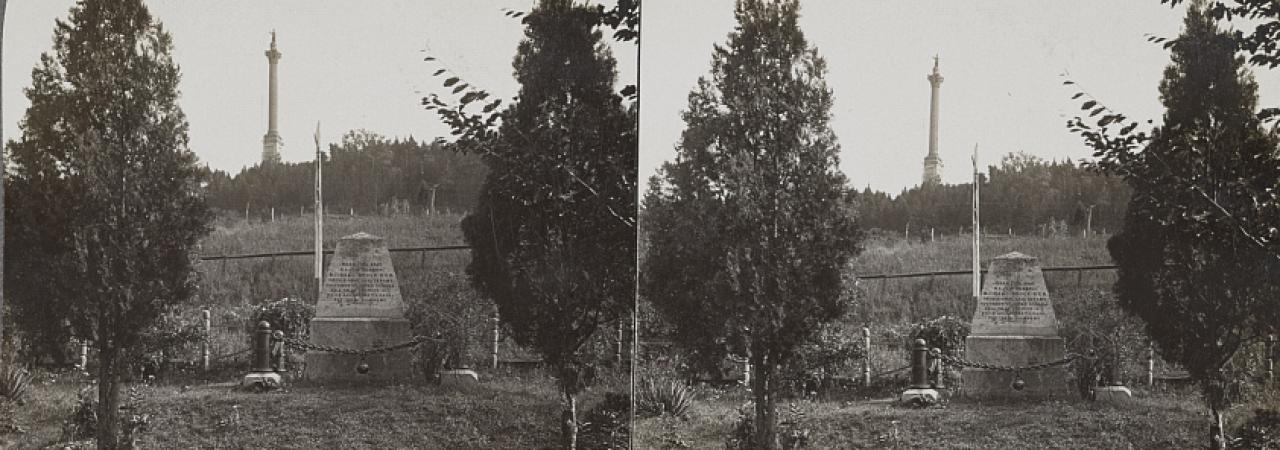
[963,252,1071,399]
[305,233,414,382]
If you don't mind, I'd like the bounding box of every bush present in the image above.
[787,320,866,389]
[252,298,314,339]
[725,401,811,449]
[909,315,969,355]
[1231,408,1280,449]
[1056,289,1147,398]
[636,378,694,418]
[579,392,630,450]
[0,365,31,404]
[62,384,97,441]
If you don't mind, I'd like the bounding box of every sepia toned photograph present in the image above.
[636,0,1278,449]
[2,0,1280,449]
[1,0,635,448]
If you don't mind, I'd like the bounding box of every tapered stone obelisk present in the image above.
[922,56,943,186]
[963,252,1071,399]
[262,31,283,165]
[304,233,414,382]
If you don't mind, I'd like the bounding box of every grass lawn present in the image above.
[636,388,1209,449]
[8,372,625,449]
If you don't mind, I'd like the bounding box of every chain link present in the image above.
[936,353,1081,372]
[279,335,436,356]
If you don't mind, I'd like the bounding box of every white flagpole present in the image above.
[972,143,981,301]
[314,122,323,294]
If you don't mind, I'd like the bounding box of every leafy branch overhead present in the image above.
[1063,5,1280,258]
[1157,0,1280,121]
[420,2,639,229]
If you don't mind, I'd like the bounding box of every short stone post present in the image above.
[201,309,211,372]
[862,326,872,386]
[242,321,282,389]
[252,321,272,372]
[900,338,939,405]
[271,330,285,372]
[910,339,929,389]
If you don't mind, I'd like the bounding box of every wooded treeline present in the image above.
[857,152,1131,237]
[204,130,486,217]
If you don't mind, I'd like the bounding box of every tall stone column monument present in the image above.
[261,31,283,165]
[963,252,1071,399]
[305,233,414,382]
[922,56,943,186]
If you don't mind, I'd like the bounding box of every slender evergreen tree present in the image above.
[456,1,636,448]
[5,1,211,447]
[1097,3,1280,447]
[642,1,861,447]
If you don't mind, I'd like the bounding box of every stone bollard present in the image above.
[900,338,940,406]
[242,321,282,390]
[909,339,930,389]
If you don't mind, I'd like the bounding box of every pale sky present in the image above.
[640,1,1280,193]
[3,1,637,173]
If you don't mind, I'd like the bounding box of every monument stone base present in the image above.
[242,372,282,390]
[304,317,413,382]
[900,388,940,406]
[962,335,1072,399]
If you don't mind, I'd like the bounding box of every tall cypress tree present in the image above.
[642,1,861,448]
[5,1,211,447]
[458,1,636,448]
[1104,3,1280,447]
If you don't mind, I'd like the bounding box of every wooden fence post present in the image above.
[202,308,211,372]
[863,326,872,386]
[1147,341,1155,386]
[615,322,624,364]
[1268,334,1275,381]
[77,340,88,372]
[491,312,500,370]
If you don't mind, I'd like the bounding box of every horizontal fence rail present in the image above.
[856,264,1118,280]
[199,244,471,261]
[198,245,1117,280]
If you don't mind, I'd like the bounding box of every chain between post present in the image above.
[279,335,437,356]
[936,353,1082,372]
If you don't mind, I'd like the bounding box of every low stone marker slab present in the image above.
[1093,385,1134,405]
[963,252,1072,399]
[304,233,414,382]
[439,369,480,388]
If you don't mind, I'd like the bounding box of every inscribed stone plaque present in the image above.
[970,252,1059,336]
[316,233,407,318]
